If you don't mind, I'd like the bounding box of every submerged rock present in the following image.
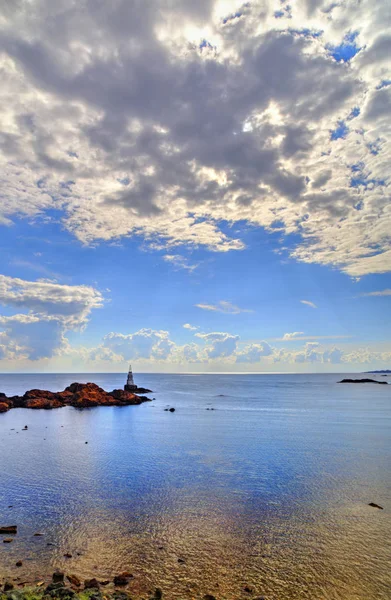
[113,573,132,586]
[84,579,100,590]
[52,571,65,584]
[0,526,17,534]
[112,592,130,600]
[66,575,81,587]
[3,582,14,592]
[45,583,65,594]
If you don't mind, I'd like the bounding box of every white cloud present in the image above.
[0,0,389,276]
[183,323,198,330]
[236,342,273,363]
[360,289,391,297]
[0,274,103,327]
[102,329,175,361]
[163,254,199,272]
[195,300,253,314]
[300,300,317,309]
[0,314,64,360]
[195,331,239,358]
[178,342,205,363]
[0,274,103,360]
[275,334,352,342]
[282,331,305,340]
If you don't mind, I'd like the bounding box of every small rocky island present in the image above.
[0,366,152,413]
[338,378,388,384]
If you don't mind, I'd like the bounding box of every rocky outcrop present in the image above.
[0,383,151,412]
[338,378,388,384]
[132,386,152,394]
[0,526,17,534]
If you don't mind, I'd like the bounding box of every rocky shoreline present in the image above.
[0,571,221,600]
[0,383,152,413]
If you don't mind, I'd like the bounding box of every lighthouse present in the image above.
[124,364,137,392]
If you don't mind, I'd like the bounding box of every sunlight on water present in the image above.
[0,373,390,599]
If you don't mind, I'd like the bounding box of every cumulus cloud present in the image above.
[183,323,199,330]
[236,342,273,363]
[103,329,175,361]
[0,274,103,327]
[0,274,103,360]
[300,300,317,309]
[0,314,64,360]
[0,0,389,276]
[179,343,205,363]
[196,301,253,314]
[87,331,391,368]
[195,331,239,358]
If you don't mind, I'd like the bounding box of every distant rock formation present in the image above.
[338,378,388,384]
[0,382,152,412]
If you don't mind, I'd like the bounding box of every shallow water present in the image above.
[0,373,390,599]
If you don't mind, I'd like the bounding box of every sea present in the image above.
[0,373,390,600]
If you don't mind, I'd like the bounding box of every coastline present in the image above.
[0,572,216,600]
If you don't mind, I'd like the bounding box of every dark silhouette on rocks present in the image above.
[338,378,388,384]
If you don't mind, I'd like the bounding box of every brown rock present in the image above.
[0,526,17,534]
[64,553,73,558]
[3,538,13,543]
[113,573,133,586]
[67,574,81,587]
[0,382,151,412]
[84,579,100,589]
[16,561,23,567]
[53,571,65,583]
[4,582,14,591]
[25,397,63,410]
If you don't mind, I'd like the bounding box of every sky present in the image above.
[0,0,390,373]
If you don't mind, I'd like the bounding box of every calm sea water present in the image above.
[0,373,390,599]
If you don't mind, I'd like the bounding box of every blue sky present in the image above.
[0,0,390,372]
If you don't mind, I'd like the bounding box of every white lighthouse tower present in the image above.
[124,364,137,392]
